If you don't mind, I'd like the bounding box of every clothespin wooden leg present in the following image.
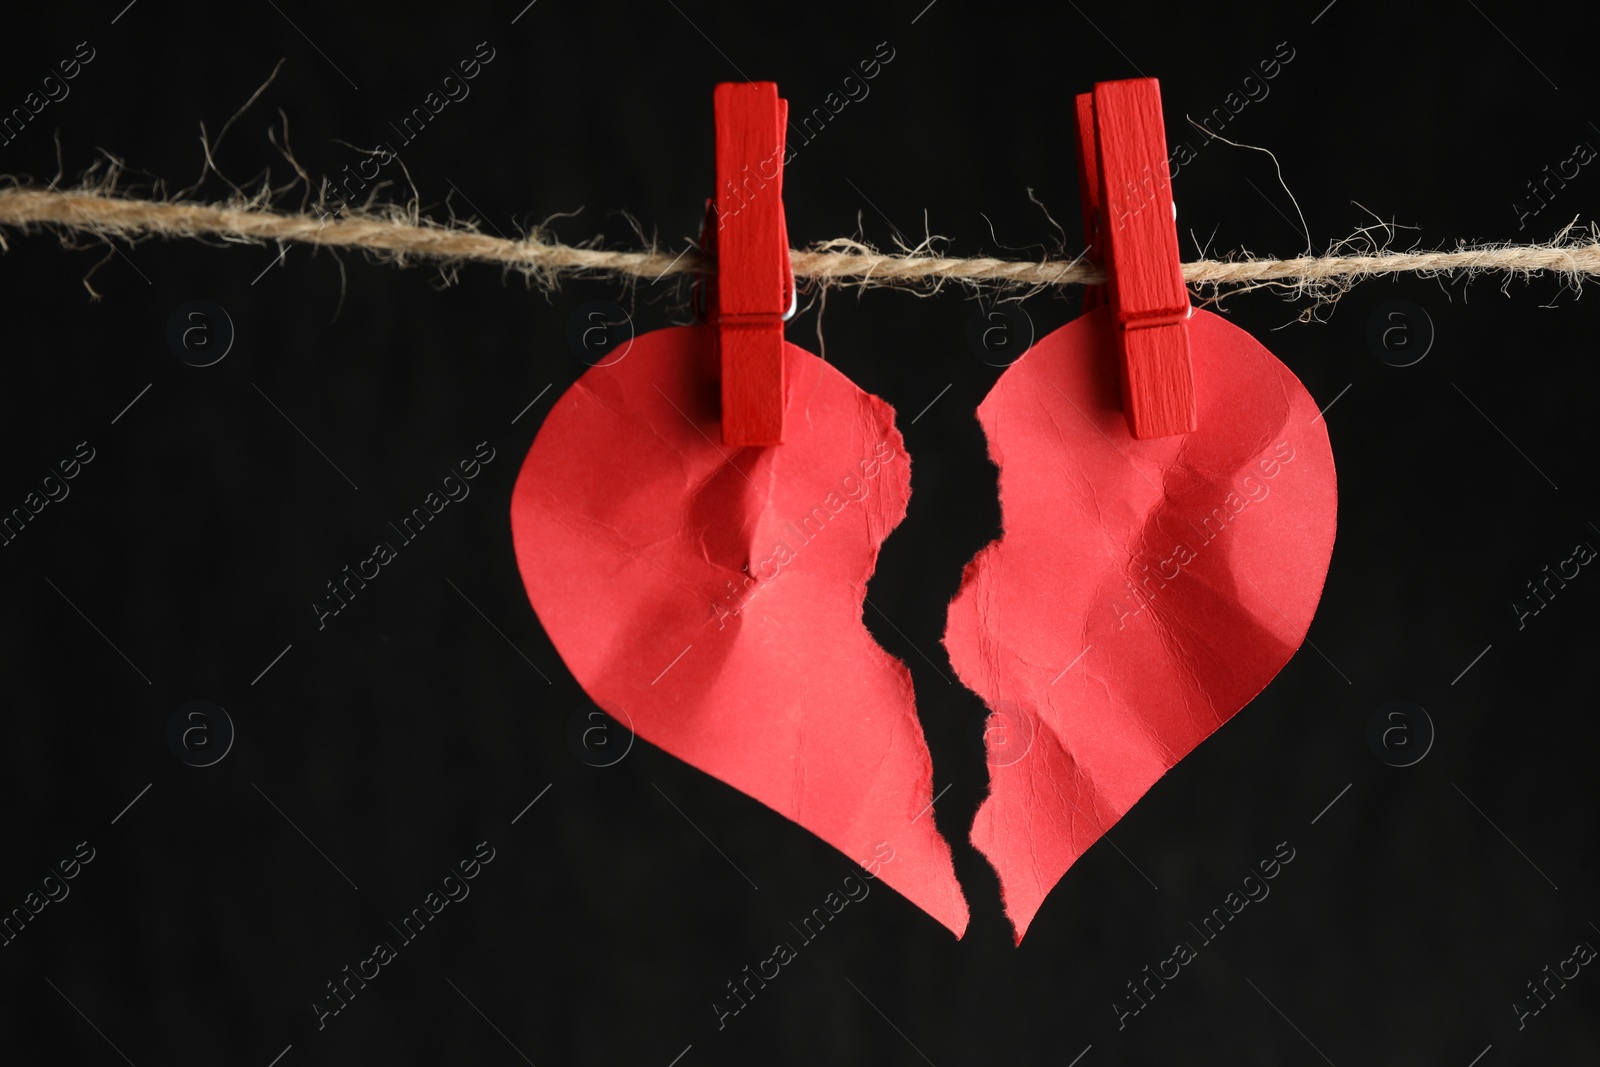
[1074,92,1105,314]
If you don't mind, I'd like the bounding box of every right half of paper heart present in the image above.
[943,305,1338,942]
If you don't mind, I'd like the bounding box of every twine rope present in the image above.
[3,186,1597,293]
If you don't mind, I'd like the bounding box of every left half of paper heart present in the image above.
[510,324,969,937]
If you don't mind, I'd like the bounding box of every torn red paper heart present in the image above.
[944,305,1337,942]
[511,325,969,936]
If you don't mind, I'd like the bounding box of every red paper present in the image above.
[512,325,968,936]
[944,306,1337,942]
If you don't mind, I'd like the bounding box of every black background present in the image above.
[2,1,1596,1064]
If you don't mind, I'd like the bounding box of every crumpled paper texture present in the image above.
[944,306,1337,941]
[512,325,968,936]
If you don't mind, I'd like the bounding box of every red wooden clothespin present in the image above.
[712,82,793,446]
[1074,78,1196,439]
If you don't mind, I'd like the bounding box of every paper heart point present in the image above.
[511,325,969,937]
[944,306,1338,942]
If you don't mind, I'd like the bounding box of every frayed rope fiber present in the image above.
[4,187,1599,292]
